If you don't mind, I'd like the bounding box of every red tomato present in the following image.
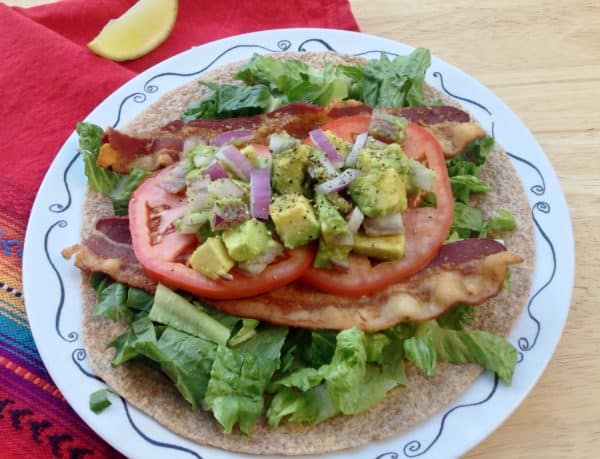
[128,166,314,300]
[301,117,454,297]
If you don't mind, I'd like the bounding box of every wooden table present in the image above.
[5,0,598,457]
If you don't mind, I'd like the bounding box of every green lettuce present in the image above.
[344,48,431,108]
[436,305,475,331]
[204,327,287,434]
[183,82,274,120]
[109,167,150,215]
[234,54,349,106]
[267,385,338,427]
[404,321,518,384]
[90,274,153,322]
[76,122,120,194]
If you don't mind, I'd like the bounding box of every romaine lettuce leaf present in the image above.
[303,330,337,368]
[404,321,518,384]
[183,82,274,120]
[480,208,517,237]
[109,167,150,215]
[347,48,430,108]
[450,175,491,204]
[318,328,366,392]
[436,305,475,331]
[76,122,120,194]
[93,281,132,322]
[204,326,287,434]
[267,385,338,427]
[234,54,349,106]
[156,327,217,409]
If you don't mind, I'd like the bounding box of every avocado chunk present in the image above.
[222,219,272,262]
[270,193,320,249]
[271,144,309,194]
[314,239,352,269]
[325,192,353,214]
[189,236,234,279]
[349,168,407,218]
[315,194,352,246]
[357,143,407,173]
[353,232,405,261]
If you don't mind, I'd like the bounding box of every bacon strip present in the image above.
[66,219,520,331]
[98,100,481,173]
[62,216,156,292]
[212,241,522,331]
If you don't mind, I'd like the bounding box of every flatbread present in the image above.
[79,52,534,455]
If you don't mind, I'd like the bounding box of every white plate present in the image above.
[23,28,574,459]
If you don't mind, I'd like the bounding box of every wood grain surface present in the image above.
[4,0,598,457]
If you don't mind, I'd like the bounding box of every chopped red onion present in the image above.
[215,145,253,181]
[186,176,212,212]
[346,207,365,234]
[309,128,343,166]
[363,213,405,236]
[315,169,359,195]
[211,201,250,230]
[250,168,271,219]
[203,161,229,181]
[160,161,188,193]
[157,205,187,234]
[183,135,205,153]
[209,178,245,200]
[409,159,436,192]
[308,152,337,179]
[193,154,213,168]
[212,129,254,147]
[269,133,298,154]
[344,132,368,167]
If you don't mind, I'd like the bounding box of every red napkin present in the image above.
[0,1,358,457]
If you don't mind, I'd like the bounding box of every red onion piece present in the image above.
[215,145,253,181]
[212,129,254,147]
[363,213,405,236]
[269,133,298,154]
[309,128,343,166]
[344,132,368,167]
[250,168,271,220]
[183,135,205,153]
[160,161,188,193]
[203,161,229,181]
[347,207,365,234]
[315,169,359,195]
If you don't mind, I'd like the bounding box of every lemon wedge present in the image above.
[88,0,178,62]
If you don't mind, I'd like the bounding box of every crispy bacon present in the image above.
[66,219,520,331]
[62,216,156,292]
[212,242,522,331]
[98,100,481,173]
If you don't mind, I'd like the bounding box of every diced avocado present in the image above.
[211,198,250,230]
[325,192,353,215]
[271,144,309,194]
[353,232,405,261]
[357,143,407,173]
[349,168,407,218]
[307,148,337,182]
[189,236,234,279]
[238,238,283,274]
[269,193,320,249]
[315,194,352,246]
[314,239,352,269]
[222,219,272,262]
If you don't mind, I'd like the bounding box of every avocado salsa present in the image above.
[171,121,431,280]
[75,49,521,435]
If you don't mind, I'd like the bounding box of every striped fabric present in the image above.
[0,180,122,458]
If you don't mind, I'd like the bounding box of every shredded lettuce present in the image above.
[89,389,112,414]
[183,82,274,120]
[204,327,287,434]
[404,321,518,384]
[343,48,431,108]
[234,54,349,106]
[436,305,475,331]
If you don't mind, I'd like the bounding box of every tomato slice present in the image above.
[129,166,314,300]
[301,116,454,297]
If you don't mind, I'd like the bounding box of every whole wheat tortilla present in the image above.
[79,52,534,455]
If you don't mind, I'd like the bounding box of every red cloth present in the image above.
[0,1,358,457]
